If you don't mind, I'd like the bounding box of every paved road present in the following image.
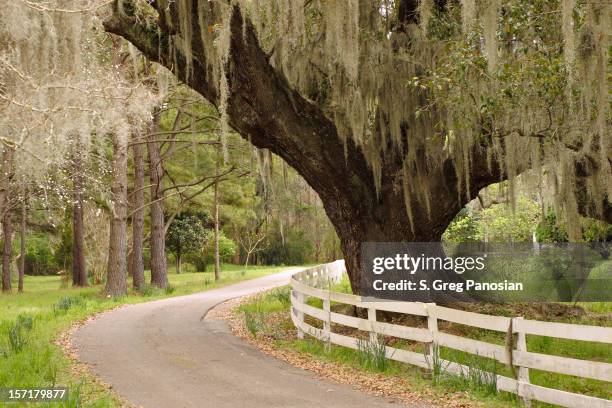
[73,269,415,408]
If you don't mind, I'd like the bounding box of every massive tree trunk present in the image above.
[105,134,129,297]
[102,2,554,298]
[147,116,168,288]
[72,147,88,287]
[18,184,26,293]
[130,134,146,291]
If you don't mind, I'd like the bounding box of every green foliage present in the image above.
[53,211,73,273]
[419,0,575,140]
[166,211,209,260]
[216,233,237,260]
[536,208,611,243]
[24,233,60,276]
[189,231,237,271]
[443,208,483,243]
[260,225,314,265]
[581,219,612,242]
[536,208,568,242]
[444,197,540,243]
[480,197,540,242]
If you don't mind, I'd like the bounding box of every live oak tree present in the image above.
[105,0,610,297]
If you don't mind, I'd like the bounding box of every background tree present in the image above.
[1,146,14,292]
[17,184,27,293]
[166,212,207,274]
[238,229,267,271]
[147,111,169,288]
[105,131,129,297]
[71,142,88,287]
[130,131,146,291]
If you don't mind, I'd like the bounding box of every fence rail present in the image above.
[290,261,612,408]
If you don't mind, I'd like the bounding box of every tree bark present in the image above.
[0,147,13,219]
[18,185,26,293]
[147,116,168,288]
[72,147,88,287]
[1,146,14,293]
[130,134,146,291]
[105,134,129,297]
[175,250,181,274]
[2,210,12,292]
[103,3,524,298]
[213,162,220,281]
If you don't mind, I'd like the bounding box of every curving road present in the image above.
[73,269,418,408]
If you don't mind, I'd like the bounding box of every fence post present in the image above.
[426,303,439,372]
[295,290,305,339]
[323,293,331,350]
[513,317,531,407]
[367,307,377,343]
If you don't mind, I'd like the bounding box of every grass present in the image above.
[0,263,291,407]
[357,334,391,372]
[239,284,612,408]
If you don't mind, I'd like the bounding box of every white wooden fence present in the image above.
[290,261,612,408]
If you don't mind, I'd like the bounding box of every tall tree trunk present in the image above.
[2,211,12,293]
[18,185,26,293]
[130,135,145,291]
[213,162,221,281]
[0,147,13,218]
[175,249,181,274]
[147,117,167,288]
[72,147,88,287]
[1,146,14,293]
[105,134,128,297]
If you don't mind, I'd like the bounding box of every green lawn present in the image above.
[0,264,290,407]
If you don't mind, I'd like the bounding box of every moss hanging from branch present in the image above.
[158,0,610,234]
